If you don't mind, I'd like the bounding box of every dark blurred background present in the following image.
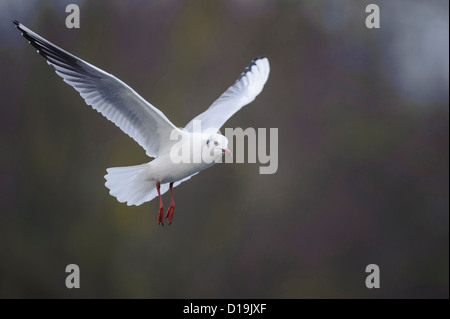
[0,0,448,298]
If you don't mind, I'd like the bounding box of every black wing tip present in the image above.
[236,56,267,81]
[253,56,267,62]
[13,20,25,34]
[245,56,266,71]
[248,56,267,68]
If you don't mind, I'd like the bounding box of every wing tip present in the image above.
[13,20,25,32]
[253,56,268,63]
[13,20,29,40]
[13,20,22,31]
[238,56,269,81]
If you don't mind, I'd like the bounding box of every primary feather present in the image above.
[13,20,183,158]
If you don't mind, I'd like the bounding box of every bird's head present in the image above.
[205,134,231,159]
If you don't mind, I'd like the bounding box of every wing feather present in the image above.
[14,20,184,157]
[184,57,270,132]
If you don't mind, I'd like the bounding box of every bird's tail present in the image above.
[104,164,159,206]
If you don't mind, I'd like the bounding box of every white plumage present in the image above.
[184,57,270,132]
[14,21,270,224]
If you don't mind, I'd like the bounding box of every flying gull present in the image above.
[13,20,270,225]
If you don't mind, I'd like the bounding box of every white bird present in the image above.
[14,20,270,225]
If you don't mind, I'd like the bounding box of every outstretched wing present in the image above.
[14,20,184,158]
[184,57,270,133]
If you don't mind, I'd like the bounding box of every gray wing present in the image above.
[184,57,270,133]
[14,20,183,158]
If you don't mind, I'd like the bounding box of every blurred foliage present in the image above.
[0,0,448,298]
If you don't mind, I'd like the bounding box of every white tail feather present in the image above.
[105,164,157,206]
[104,164,199,206]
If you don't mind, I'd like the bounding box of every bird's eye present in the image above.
[214,141,219,146]
[206,140,209,145]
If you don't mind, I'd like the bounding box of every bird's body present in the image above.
[14,20,270,225]
[146,134,216,184]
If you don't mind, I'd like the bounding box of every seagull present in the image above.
[14,20,270,225]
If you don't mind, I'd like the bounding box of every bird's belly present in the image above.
[145,156,215,184]
[161,162,213,183]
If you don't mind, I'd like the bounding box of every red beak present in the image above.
[222,148,231,155]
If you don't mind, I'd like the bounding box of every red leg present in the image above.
[165,182,175,225]
[156,181,164,226]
